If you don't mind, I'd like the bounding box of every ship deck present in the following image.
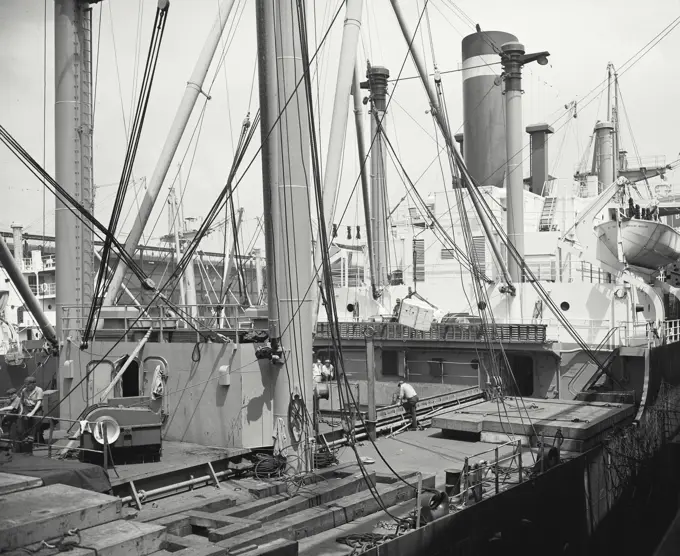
[0,396,637,556]
[0,427,542,556]
[107,441,250,489]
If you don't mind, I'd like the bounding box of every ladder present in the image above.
[539,197,557,231]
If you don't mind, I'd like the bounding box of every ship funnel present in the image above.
[594,121,615,193]
[461,31,518,187]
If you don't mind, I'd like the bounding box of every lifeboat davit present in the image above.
[596,219,680,269]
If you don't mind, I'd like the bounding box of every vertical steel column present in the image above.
[55,0,94,339]
[362,66,390,288]
[365,329,377,440]
[353,65,377,299]
[311,0,364,326]
[256,0,280,340]
[500,42,527,283]
[259,0,314,471]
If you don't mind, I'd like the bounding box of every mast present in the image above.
[362,65,390,289]
[55,0,95,339]
[103,0,237,306]
[220,206,244,323]
[168,186,187,306]
[257,0,314,470]
[499,42,549,283]
[253,247,263,304]
[312,0,364,326]
[500,43,527,282]
[255,0,280,340]
[613,69,620,180]
[352,64,378,299]
[606,62,613,121]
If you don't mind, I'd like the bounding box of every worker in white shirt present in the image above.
[322,359,334,380]
[397,381,419,430]
[312,357,323,383]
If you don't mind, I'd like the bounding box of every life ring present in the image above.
[40,283,48,294]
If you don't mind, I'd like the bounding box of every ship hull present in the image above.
[596,219,680,269]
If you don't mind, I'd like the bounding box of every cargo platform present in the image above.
[432,397,636,452]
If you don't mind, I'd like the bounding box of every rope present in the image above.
[336,533,399,555]
[87,2,169,341]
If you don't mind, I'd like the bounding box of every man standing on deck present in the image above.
[397,380,419,430]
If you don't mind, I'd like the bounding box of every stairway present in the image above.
[539,196,557,231]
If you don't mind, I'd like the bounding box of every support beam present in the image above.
[94,250,141,309]
[103,0,237,306]
[0,235,58,349]
[254,248,263,303]
[98,328,152,402]
[222,208,244,304]
[365,330,377,440]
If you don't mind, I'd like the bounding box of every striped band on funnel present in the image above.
[461,31,518,188]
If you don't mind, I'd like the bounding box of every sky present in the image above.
[1,0,679,255]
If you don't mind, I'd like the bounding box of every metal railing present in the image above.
[623,155,667,171]
[458,439,524,504]
[662,319,680,344]
[29,282,56,297]
[60,303,258,339]
[315,321,548,344]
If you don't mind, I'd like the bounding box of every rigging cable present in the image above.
[84,2,170,345]
[476,14,680,189]
[0,124,217,342]
[306,0,442,527]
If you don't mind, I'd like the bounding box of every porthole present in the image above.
[560,301,570,311]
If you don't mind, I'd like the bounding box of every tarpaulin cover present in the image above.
[0,454,111,493]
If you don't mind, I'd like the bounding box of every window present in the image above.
[428,358,444,378]
[382,351,398,376]
[413,239,425,282]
